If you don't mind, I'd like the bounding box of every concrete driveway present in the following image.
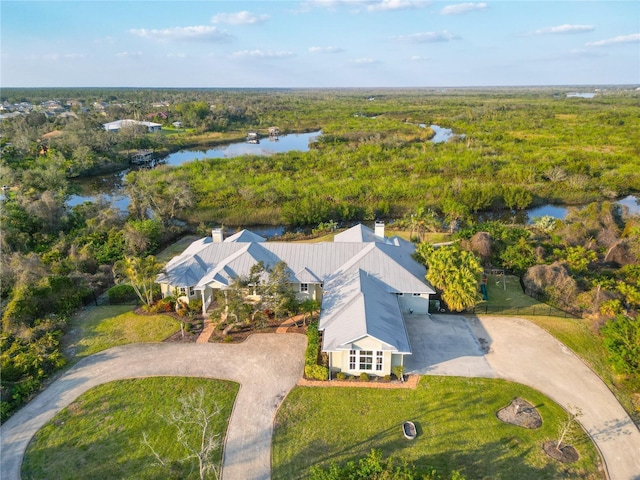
[404,314,495,377]
[0,334,307,480]
[404,314,640,480]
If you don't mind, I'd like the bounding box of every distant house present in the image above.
[157,223,435,377]
[102,119,162,133]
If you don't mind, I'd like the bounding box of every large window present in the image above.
[300,283,309,293]
[349,350,383,371]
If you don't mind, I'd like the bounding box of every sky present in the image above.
[1,0,639,88]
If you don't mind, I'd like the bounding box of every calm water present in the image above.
[68,130,321,208]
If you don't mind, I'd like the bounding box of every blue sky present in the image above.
[2,0,638,87]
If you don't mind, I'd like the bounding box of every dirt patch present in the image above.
[542,441,580,463]
[497,397,542,429]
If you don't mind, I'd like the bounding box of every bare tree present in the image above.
[143,388,222,480]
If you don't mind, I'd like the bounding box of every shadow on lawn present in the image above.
[274,434,579,480]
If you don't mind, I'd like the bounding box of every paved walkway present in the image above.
[0,334,307,480]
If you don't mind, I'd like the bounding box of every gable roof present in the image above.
[319,269,411,353]
[159,225,435,296]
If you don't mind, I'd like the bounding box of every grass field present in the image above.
[273,377,604,480]
[64,306,180,362]
[22,377,238,480]
[156,235,199,262]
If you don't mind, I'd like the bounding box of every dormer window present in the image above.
[300,283,309,292]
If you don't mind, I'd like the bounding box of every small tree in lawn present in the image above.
[556,407,583,451]
[112,255,163,307]
[142,387,222,480]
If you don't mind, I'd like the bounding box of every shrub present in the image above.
[305,321,320,366]
[383,375,391,382]
[305,364,329,380]
[336,372,348,380]
[359,372,369,382]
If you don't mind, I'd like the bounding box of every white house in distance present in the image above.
[102,119,162,132]
[157,223,435,377]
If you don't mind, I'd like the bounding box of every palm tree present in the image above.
[423,245,482,312]
[113,255,163,307]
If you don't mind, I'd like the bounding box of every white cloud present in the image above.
[211,11,269,25]
[410,55,429,61]
[130,26,232,42]
[586,33,640,47]
[309,46,345,53]
[167,53,187,58]
[440,2,487,15]
[352,57,379,65]
[116,51,143,58]
[393,31,460,43]
[367,0,429,12]
[231,49,295,59]
[532,24,594,35]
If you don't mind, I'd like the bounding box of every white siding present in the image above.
[397,294,430,314]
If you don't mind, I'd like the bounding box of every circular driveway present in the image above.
[405,314,640,480]
[0,334,307,480]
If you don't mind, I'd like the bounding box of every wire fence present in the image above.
[463,303,577,318]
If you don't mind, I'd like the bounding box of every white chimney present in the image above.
[374,221,385,239]
[212,228,224,243]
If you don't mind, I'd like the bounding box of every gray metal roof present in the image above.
[319,269,411,353]
[159,227,435,295]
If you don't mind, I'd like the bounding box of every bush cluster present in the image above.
[107,284,138,304]
[305,364,329,380]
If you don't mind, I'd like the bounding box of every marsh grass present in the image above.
[273,377,604,480]
[64,306,180,362]
[22,377,238,480]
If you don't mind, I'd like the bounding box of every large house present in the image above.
[102,119,162,132]
[157,223,435,377]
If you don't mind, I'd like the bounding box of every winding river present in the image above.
[67,126,638,234]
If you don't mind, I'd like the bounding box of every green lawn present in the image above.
[64,306,180,362]
[473,274,567,316]
[522,315,640,426]
[156,235,199,262]
[273,377,604,480]
[22,377,238,480]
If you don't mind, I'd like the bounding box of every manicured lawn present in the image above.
[64,306,180,362]
[474,274,567,316]
[273,377,604,480]
[22,377,238,480]
[156,235,199,262]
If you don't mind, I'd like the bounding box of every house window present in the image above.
[359,350,373,370]
[189,286,195,297]
[348,350,384,372]
[178,287,187,296]
[349,350,357,370]
[300,283,309,292]
[413,293,421,297]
